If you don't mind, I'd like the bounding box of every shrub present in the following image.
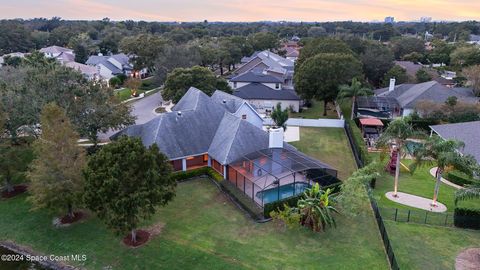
[264,194,303,218]
[446,170,474,186]
[109,76,121,88]
[170,166,223,182]
[454,208,480,230]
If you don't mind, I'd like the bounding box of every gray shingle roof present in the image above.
[430,121,480,163]
[112,87,333,172]
[210,90,245,113]
[86,54,132,75]
[230,72,283,83]
[375,81,478,109]
[233,83,300,100]
[114,88,226,159]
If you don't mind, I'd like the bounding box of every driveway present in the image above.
[97,91,164,142]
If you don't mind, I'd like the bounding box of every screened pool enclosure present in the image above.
[227,148,339,207]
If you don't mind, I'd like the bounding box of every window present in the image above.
[275,83,280,89]
[242,114,247,119]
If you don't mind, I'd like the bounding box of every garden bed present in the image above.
[1,185,27,199]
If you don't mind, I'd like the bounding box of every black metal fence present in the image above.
[371,199,400,270]
[380,207,454,227]
[344,121,400,270]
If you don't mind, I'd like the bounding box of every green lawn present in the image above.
[289,100,338,119]
[291,127,357,180]
[372,159,480,212]
[0,179,389,269]
[115,88,145,101]
[385,221,480,270]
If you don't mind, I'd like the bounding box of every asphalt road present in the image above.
[98,91,163,142]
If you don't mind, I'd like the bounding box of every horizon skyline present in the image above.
[1,0,480,22]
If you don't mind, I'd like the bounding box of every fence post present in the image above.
[424,211,428,224]
[445,213,448,226]
[394,208,398,221]
[407,210,411,222]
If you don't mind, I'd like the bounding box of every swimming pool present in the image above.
[256,182,311,204]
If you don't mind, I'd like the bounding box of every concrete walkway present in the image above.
[385,192,447,212]
[429,167,463,190]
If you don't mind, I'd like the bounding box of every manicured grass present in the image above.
[385,221,480,270]
[372,159,480,212]
[289,100,338,119]
[0,179,389,269]
[115,88,145,101]
[291,127,357,180]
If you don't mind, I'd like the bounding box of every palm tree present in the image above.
[297,183,338,232]
[455,181,480,205]
[411,135,477,206]
[337,78,372,120]
[377,117,421,197]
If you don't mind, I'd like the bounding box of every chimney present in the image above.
[389,78,396,92]
[268,127,284,148]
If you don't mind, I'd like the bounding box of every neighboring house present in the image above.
[229,71,283,90]
[0,52,27,67]
[112,87,338,207]
[233,50,295,89]
[86,53,140,81]
[64,61,99,81]
[430,121,480,164]
[229,72,301,113]
[356,80,479,118]
[39,46,75,64]
[468,34,480,45]
[395,61,422,78]
[233,82,301,113]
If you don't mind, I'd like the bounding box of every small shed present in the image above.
[359,118,384,148]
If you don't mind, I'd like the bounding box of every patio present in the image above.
[227,148,339,206]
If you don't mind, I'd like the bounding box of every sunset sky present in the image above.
[2,0,480,22]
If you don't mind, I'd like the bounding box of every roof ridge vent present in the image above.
[222,99,227,104]
[177,111,182,116]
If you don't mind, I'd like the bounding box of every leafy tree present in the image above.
[391,37,425,59]
[296,38,353,66]
[0,145,30,193]
[248,32,279,51]
[270,103,289,130]
[0,21,33,54]
[294,53,363,116]
[163,66,231,103]
[337,78,372,120]
[119,34,167,70]
[415,68,432,83]
[2,56,23,67]
[124,77,142,96]
[307,26,327,37]
[337,162,380,216]
[83,136,175,243]
[154,44,201,84]
[450,46,480,67]
[426,39,454,65]
[445,96,458,107]
[360,43,394,86]
[463,65,480,96]
[377,118,422,197]
[28,103,86,218]
[108,76,121,88]
[73,44,89,64]
[411,135,477,206]
[0,61,134,145]
[382,65,408,87]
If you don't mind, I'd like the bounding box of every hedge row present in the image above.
[347,119,370,165]
[171,167,223,182]
[445,170,474,186]
[454,208,480,230]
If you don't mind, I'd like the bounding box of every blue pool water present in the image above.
[256,182,311,204]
